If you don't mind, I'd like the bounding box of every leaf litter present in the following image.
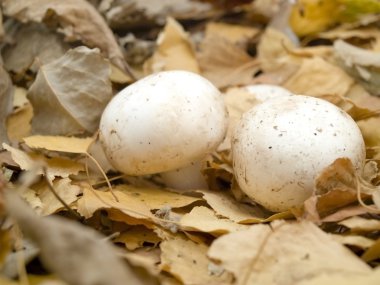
[1,1,380,284]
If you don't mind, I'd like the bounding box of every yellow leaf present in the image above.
[115,184,201,210]
[33,178,82,216]
[180,206,248,235]
[144,17,200,74]
[209,221,370,285]
[339,216,380,232]
[160,237,233,284]
[109,63,132,84]
[77,186,153,221]
[3,144,84,181]
[23,135,94,154]
[7,87,33,141]
[290,0,341,36]
[331,234,375,249]
[362,238,380,262]
[205,22,259,44]
[114,226,161,251]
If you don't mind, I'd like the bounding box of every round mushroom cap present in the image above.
[232,95,366,212]
[244,84,293,102]
[99,70,228,175]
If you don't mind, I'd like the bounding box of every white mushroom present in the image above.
[232,95,366,212]
[99,70,228,188]
[219,84,292,152]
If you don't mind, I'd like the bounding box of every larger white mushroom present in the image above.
[232,95,366,212]
[99,70,228,189]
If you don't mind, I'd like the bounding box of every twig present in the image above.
[43,167,82,219]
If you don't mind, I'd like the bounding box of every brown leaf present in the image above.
[4,191,148,285]
[197,23,260,89]
[144,17,200,74]
[0,65,14,146]
[302,158,364,223]
[2,0,132,75]
[27,46,112,135]
[208,220,371,285]
[160,237,233,285]
[331,234,375,250]
[2,23,68,77]
[283,57,354,97]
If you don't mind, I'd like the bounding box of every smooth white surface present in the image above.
[160,161,208,190]
[100,70,228,175]
[232,95,366,212]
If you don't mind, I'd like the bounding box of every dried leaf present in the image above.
[2,0,131,74]
[33,178,82,216]
[115,185,201,210]
[2,23,68,76]
[6,88,33,142]
[197,22,260,89]
[27,46,112,135]
[180,206,248,235]
[23,135,93,154]
[257,27,299,82]
[4,191,147,285]
[0,65,14,146]
[331,234,375,249]
[362,238,380,262]
[3,144,84,181]
[302,158,362,222]
[77,186,154,221]
[339,216,380,232]
[144,17,200,74]
[205,22,259,44]
[208,220,371,285]
[160,237,232,285]
[114,226,161,251]
[334,39,380,94]
[297,268,380,285]
[283,57,354,97]
[198,190,275,223]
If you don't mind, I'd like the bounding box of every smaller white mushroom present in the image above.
[232,95,366,212]
[219,84,292,152]
[99,70,228,189]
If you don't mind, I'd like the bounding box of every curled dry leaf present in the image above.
[27,46,112,135]
[4,191,148,285]
[2,23,69,77]
[144,17,200,74]
[2,0,132,75]
[301,158,366,223]
[0,65,13,146]
[2,144,84,181]
[208,220,371,285]
[160,237,233,285]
